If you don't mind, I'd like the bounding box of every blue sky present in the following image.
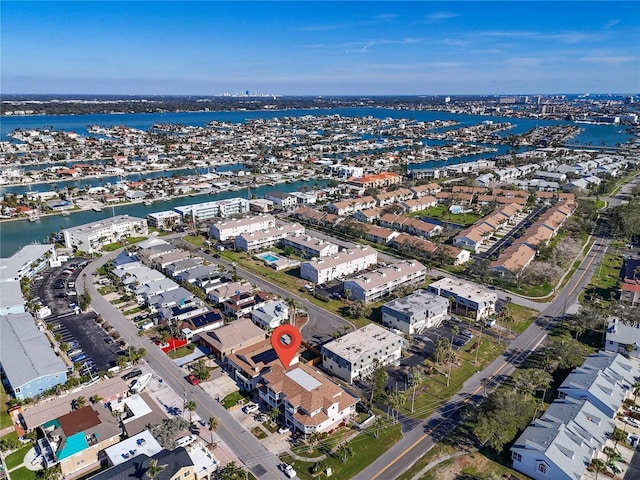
[2,1,639,95]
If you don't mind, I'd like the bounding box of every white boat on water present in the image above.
[130,372,152,394]
[93,206,104,212]
[61,211,70,216]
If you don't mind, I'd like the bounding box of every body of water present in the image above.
[1,107,634,256]
[0,179,325,257]
[2,107,633,146]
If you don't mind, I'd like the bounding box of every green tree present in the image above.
[145,459,166,480]
[468,388,536,452]
[268,407,279,425]
[589,458,607,480]
[185,400,197,424]
[511,368,553,399]
[35,465,62,480]
[337,441,354,463]
[208,416,218,445]
[218,461,247,480]
[307,432,320,453]
[74,396,86,410]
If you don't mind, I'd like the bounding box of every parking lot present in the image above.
[31,258,121,374]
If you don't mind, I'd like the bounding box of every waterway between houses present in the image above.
[0,107,634,257]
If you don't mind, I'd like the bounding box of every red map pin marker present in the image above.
[271,324,302,369]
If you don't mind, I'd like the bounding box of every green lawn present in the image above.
[7,467,35,480]
[406,204,482,226]
[579,248,623,308]
[507,303,538,334]
[399,338,504,420]
[251,426,268,440]
[280,423,402,480]
[183,235,206,248]
[222,391,249,409]
[0,385,12,429]
[123,307,143,316]
[396,442,458,480]
[167,344,195,359]
[5,444,32,470]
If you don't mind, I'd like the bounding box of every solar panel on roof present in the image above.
[252,349,278,365]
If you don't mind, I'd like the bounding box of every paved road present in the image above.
[170,237,354,344]
[79,252,284,480]
[351,223,611,480]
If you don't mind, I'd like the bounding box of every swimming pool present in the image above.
[257,252,280,264]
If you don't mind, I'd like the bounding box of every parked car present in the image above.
[623,416,640,428]
[243,404,259,414]
[280,463,297,478]
[122,369,143,380]
[185,374,199,386]
[71,354,87,363]
[278,426,291,435]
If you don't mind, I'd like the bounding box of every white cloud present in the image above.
[425,12,460,22]
[582,55,636,65]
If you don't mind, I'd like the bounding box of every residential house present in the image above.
[490,243,537,279]
[258,363,359,435]
[604,317,640,359]
[197,318,266,359]
[281,233,339,258]
[222,291,270,319]
[250,299,289,330]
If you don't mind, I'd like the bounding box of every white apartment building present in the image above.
[300,246,378,284]
[427,277,497,321]
[343,260,427,303]
[209,214,276,242]
[174,197,250,222]
[321,324,404,383]
[381,289,450,334]
[235,223,305,252]
[63,215,148,253]
[146,210,182,229]
[281,233,339,258]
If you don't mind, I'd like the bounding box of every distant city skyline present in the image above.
[2,1,639,96]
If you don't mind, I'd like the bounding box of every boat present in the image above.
[144,200,154,206]
[61,211,70,216]
[93,206,103,212]
[130,372,153,394]
[28,214,40,222]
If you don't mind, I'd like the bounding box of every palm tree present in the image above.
[208,416,218,445]
[307,432,320,453]
[589,458,607,480]
[74,396,86,410]
[337,441,354,463]
[145,459,166,480]
[218,461,247,480]
[410,367,425,413]
[185,400,197,424]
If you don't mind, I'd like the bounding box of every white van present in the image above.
[175,435,196,448]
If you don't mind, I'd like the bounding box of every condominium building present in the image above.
[235,223,305,252]
[209,214,276,242]
[145,210,182,229]
[281,233,339,258]
[321,324,404,383]
[381,289,449,334]
[174,197,250,222]
[343,260,427,303]
[63,215,148,253]
[300,246,378,284]
[427,277,497,321]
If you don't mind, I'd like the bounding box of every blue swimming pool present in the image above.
[257,252,280,263]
